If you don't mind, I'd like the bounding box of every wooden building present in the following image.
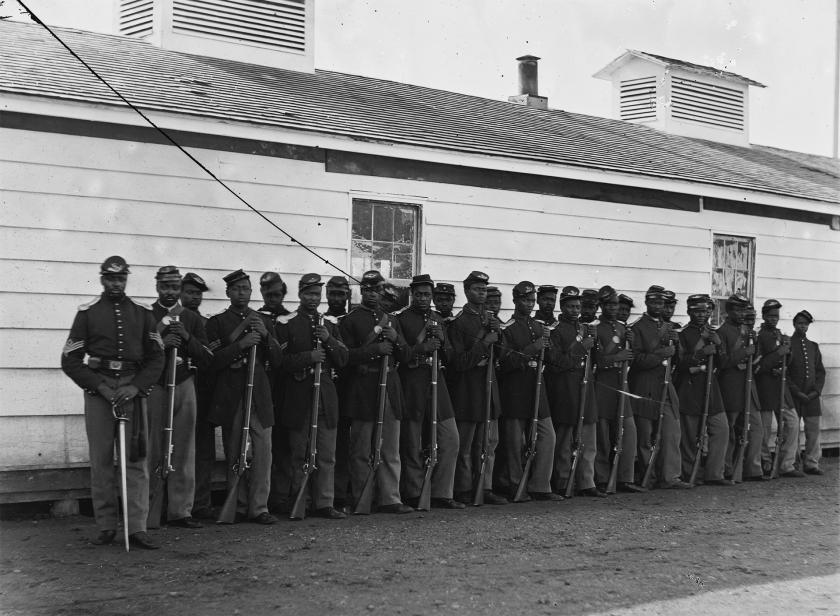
[1,2,837,501]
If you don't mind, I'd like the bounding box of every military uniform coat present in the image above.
[274,310,348,430]
[393,306,455,423]
[498,315,551,420]
[674,324,725,415]
[62,294,165,395]
[755,325,794,412]
[593,319,633,422]
[338,305,406,421]
[446,304,502,422]
[715,319,753,414]
[545,316,596,425]
[151,301,212,385]
[787,332,825,417]
[205,307,282,428]
[628,313,678,420]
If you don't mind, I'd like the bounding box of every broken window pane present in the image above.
[351,199,420,281]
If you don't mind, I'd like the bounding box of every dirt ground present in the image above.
[1,458,837,616]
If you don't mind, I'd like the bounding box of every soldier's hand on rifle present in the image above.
[483,330,499,345]
[248,315,269,339]
[422,337,441,352]
[656,345,675,358]
[314,324,331,342]
[702,344,716,356]
[427,322,443,340]
[487,314,501,332]
[113,384,139,406]
[524,341,543,356]
[745,342,755,356]
[162,333,182,349]
[581,336,595,352]
[239,331,262,349]
[167,320,189,341]
[377,340,394,356]
[96,383,116,401]
[310,348,326,364]
[381,325,398,342]
[615,349,634,362]
[779,342,790,355]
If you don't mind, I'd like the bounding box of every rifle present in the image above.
[354,350,390,515]
[160,315,179,479]
[290,314,324,520]
[731,327,755,483]
[113,402,131,552]
[641,323,675,489]
[217,343,258,524]
[514,320,549,502]
[688,353,715,486]
[472,313,496,506]
[416,346,439,512]
[565,322,594,499]
[605,327,631,494]
[770,330,788,479]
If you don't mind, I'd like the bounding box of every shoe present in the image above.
[483,491,509,505]
[168,517,203,529]
[511,492,531,503]
[579,487,607,498]
[660,480,693,490]
[617,483,647,493]
[744,475,770,482]
[454,491,472,505]
[404,497,420,509]
[92,529,116,545]
[250,512,278,525]
[782,470,806,478]
[804,467,824,476]
[530,492,564,501]
[704,478,735,486]
[128,532,160,550]
[431,497,467,510]
[191,507,217,520]
[378,503,414,514]
[314,506,347,520]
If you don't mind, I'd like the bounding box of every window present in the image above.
[351,199,420,281]
[711,234,755,325]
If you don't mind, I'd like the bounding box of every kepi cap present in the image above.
[794,310,814,324]
[725,293,750,308]
[223,269,250,287]
[326,276,350,291]
[433,282,456,296]
[618,294,635,308]
[559,285,581,304]
[762,299,782,314]
[485,286,501,298]
[463,271,490,288]
[512,280,536,299]
[155,265,182,282]
[663,289,677,304]
[537,285,558,297]
[100,255,130,275]
[182,272,208,292]
[580,289,599,306]
[298,273,324,292]
[409,274,435,289]
[598,285,618,304]
[259,271,286,292]
[381,283,398,299]
[360,270,385,288]
[645,285,666,300]
[687,293,712,311]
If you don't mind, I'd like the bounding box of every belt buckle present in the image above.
[106,360,123,371]
[527,360,538,369]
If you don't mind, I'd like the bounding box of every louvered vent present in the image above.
[671,77,744,131]
[119,0,154,37]
[619,76,657,121]
[172,0,307,53]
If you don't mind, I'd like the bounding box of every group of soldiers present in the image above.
[61,256,826,550]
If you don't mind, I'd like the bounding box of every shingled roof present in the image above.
[1,21,837,205]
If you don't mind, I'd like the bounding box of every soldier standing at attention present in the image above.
[485,286,503,318]
[716,294,765,482]
[61,256,165,549]
[755,299,803,478]
[325,276,351,318]
[147,266,211,529]
[498,282,561,501]
[340,270,413,514]
[593,286,644,493]
[394,274,465,509]
[788,310,825,475]
[579,289,599,324]
[545,286,602,497]
[675,294,732,485]
[629,285,690,489]
[662,290,682,329]
[276,274,349,519]
[258,272,291,318]
[448,272,508,505]
[180,272,218,520]
[617,294,635,324]
[432,282,457,321]
[206,270,282,524]
[534,285,558,326]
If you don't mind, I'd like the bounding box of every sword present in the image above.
[113,402,130,552]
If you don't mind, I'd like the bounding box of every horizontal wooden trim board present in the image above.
[1,111,834,226]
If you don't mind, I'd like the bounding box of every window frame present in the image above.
[710,233,756,326]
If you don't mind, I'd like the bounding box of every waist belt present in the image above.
[406,356,434,369]
[88,357,139,372]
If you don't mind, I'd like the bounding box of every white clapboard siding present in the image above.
[0,369,80,416]
[755,254,837,284]
[0,415,88,468]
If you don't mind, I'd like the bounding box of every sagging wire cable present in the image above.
[17,0,361,285]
